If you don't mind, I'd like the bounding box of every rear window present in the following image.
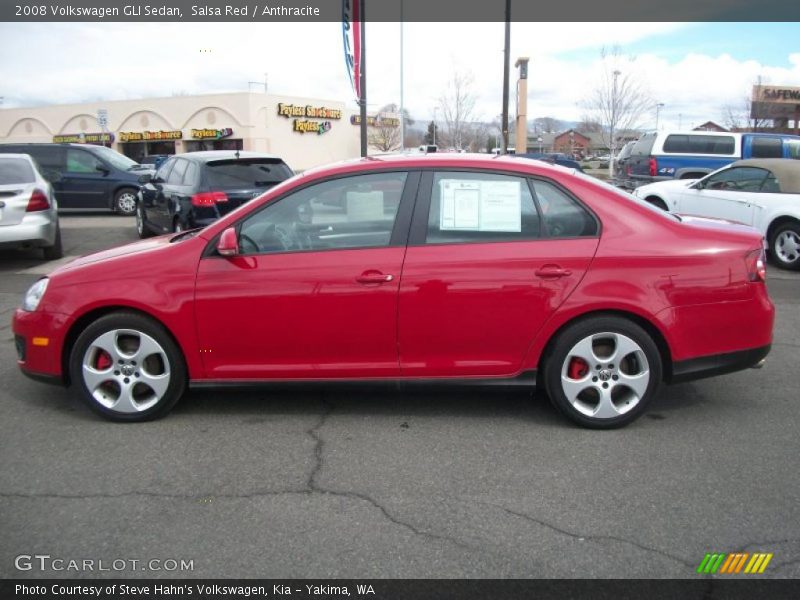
[662,134,735,155]
[206,159,292,189]
[630,134,657,157]
[0,158,35,184]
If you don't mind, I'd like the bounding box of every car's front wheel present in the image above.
[543,316,662,428]
[769,222,800,270]
[69,312,186,421]
[114,188,138,216]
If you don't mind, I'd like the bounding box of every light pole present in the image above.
[609,69,621,177]
[655,102,665,131]
[432,107,437,147]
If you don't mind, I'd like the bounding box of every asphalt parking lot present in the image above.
[0,213,798,579]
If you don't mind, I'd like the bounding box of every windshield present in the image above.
[87,145,139,170]
[575,171,681,221]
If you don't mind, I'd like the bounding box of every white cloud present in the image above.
[1,21,799,133]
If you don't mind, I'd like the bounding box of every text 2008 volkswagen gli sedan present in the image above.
[13,155,774,428]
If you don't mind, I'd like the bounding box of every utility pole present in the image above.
[501,0,511,154]
[359,0,367,157]
[515,57,529,154]
[609,69,620,178]
[655,102,664,130]
[399,0,404,150]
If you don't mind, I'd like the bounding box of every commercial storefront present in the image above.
[0,92,399,171]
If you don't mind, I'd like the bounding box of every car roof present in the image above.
[299,152,569,180]
[731,159,800,193]
[178,151,284,163]
[0,153,35,160]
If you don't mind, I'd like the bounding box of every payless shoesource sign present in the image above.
[277,103,342,135]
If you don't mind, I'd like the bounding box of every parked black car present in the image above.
[0,143,151,215]
[136,151,293,237]
[514,152,584,172]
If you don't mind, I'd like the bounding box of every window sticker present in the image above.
[439,179,521,232]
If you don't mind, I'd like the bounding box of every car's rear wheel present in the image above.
[69,312,186,421]
[136,203,153,239]
[645,196,668,211]
[43,223,63,260]
[543,316,662,428]
[114,188,138,216]
[769,222,800,270]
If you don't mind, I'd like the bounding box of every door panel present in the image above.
[398,240,597,377]
[195,248,405,379]
[398,170,599,377]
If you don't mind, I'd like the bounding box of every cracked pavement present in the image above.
[1,214,799,579]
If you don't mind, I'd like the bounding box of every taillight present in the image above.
[26,189,50,212]
[745,248,767,282]
[648,157,657,177]
[191,191,228,207]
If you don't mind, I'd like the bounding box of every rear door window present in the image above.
[66,149,103,173]
[425,171,541,244]
[530,179,599,238]
[27,146,64,170]
[206,159,292,189]
[0,158,35,184]
[750,137,783,158]
[663,135,735,155]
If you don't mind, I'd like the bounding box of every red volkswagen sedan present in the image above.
[13,155,774,428]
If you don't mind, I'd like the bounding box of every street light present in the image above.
[655,102,665,130]
[609,69,621,177]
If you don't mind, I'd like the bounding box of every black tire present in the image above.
[69,312,187,422]
[542,316,663,429]
[136,203,153,239]
[43,224,63,260]
[113,188,138,216]
[645,196,669,211]
[768,222,800,271]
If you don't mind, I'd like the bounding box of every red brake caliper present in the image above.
[95,351,112,371]
[568,357,589,380]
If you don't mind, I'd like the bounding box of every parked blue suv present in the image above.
[626,130,800,188]
[0,143,152,215]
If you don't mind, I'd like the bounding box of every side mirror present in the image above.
[151,176,165,185]
[138,173,153,184]
[216,227,239,257]
[692,180,705,190]
[96,164,110,175]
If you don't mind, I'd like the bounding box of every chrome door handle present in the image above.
[356,272,394,284]
[535,266,572,279]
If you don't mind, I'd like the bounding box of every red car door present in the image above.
[194,171,417,380]
[398,171,600,378]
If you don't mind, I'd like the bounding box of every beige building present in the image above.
[0,92,399,171]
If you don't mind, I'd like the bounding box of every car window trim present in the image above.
[201,168,420,259]
[408,167,601,247]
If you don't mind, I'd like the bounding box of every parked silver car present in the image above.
[0,153,62,259]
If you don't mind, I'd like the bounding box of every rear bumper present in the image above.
[671,344,771,384]
[0,212,57,248]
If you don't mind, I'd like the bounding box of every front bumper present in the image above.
[0,212,58,248]
[12,308,70,383]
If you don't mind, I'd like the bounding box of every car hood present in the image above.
[637,179,697,194]
[53,234,179,274]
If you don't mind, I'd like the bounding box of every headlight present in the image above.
[22,278,49,312]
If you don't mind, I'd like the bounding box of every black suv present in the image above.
[136,151,293,237]
[0,143,151,215]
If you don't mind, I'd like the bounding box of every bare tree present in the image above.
[722,75,771,132]
[581,46,652,172]
[532,116,564,134]
[438,70,478,150]
[368,103,402,152]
